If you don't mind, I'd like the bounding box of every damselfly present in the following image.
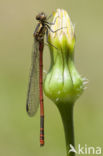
[26,12,56,146]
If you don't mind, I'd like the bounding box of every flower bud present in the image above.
[44,9,84,105]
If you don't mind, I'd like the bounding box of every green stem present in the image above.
[57,103,75,156]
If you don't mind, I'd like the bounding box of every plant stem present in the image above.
[57,103,75,156]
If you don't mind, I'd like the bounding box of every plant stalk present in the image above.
[57,103,75,156]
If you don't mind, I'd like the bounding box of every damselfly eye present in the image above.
[36,14,40,20]
[36,12,46,21]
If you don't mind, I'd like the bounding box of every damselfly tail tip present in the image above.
[40,127,44,146]
[40,142,45,146]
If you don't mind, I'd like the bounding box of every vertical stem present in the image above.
[57,103,75,156]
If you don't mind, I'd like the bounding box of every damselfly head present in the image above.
[36,12,46,21]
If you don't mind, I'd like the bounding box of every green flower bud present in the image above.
[44,9,85,156]
[44,9,84,105]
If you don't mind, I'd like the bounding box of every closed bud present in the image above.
[44,9,84,105]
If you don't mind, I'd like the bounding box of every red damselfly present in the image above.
[26,12,57,146]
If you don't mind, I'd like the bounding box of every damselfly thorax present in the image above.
[34,23,47,42]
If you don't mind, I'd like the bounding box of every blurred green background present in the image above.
[0,0,103,156]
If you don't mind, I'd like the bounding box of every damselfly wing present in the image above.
[26,39,40,116]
